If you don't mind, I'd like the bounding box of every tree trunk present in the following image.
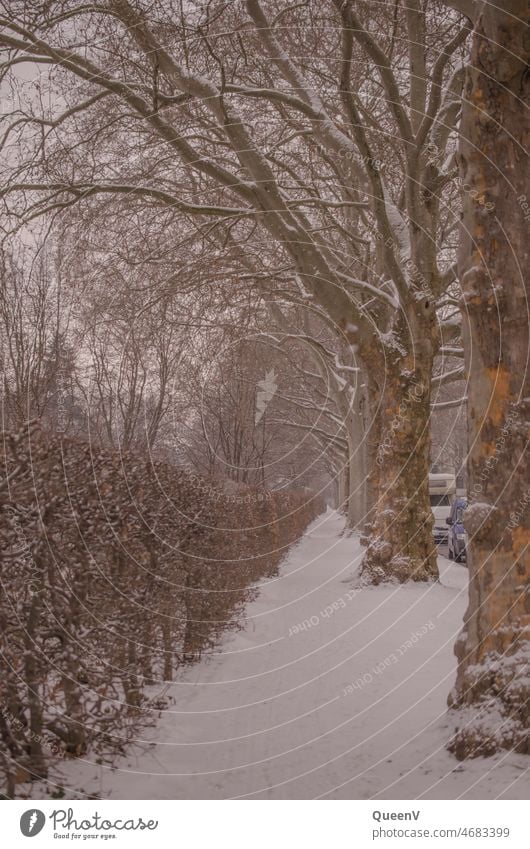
[448,1,530,758]
[337,461,349,515]
[361,370,382,544]
[361,346,438,583]
[345,385,367,530]
[162,621,173,681]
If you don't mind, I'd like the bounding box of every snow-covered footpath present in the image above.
[50,510,527,799]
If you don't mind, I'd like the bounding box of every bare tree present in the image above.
[448,0,529,758]
[0,247,77,432]
[0,0,472,582]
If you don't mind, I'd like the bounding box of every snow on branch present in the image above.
[431,396,467,409]
[0,182,250,219]
[432,366,465,386]
[440,346,465,358]
[382,184,411,260]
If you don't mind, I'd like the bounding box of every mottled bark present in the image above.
[361,333,438,583]
[448,1,530,758]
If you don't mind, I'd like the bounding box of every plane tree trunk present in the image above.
[360,317,438,584]
[344,381,368,531]
[448,0,530,758]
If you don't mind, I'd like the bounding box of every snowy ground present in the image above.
[42,510,528,799]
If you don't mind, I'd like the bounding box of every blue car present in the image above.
[446,498,468,563]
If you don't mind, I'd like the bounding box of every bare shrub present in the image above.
[0,422,323,795]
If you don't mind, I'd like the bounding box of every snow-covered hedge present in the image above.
[0,424,323,794]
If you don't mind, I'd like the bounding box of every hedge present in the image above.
[0,423,324,795]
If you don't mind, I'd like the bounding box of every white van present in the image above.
[429,473,456,544]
